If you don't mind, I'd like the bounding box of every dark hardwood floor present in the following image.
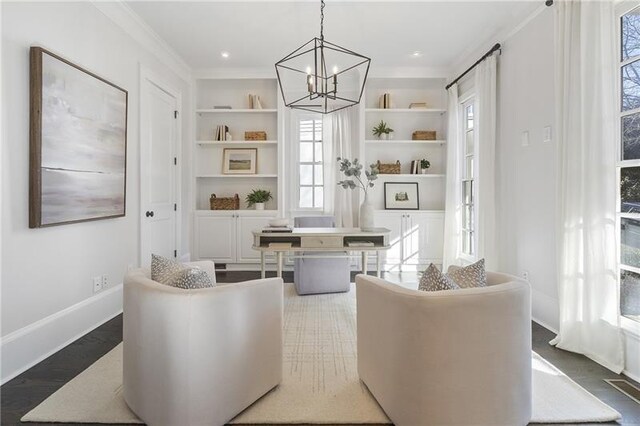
[2,271,640,425]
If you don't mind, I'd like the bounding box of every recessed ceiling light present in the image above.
[412,51,423,58]
[221,51,230,59]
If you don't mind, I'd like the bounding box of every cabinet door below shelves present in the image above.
[403,213,444,268]
[237,215,276,263]
[196,215,236,263]
[373,212,403,271]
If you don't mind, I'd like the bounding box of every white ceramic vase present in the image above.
[379,133,388,140]
[387,132,394,140]
[360,192,375,231]
[255,202,265,210]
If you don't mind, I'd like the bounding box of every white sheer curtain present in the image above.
[475,54,498,270]
[324,107,358,227]
[443,84,461,268]
[551,0,623,373]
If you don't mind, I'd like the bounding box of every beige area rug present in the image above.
[23,284,621,424]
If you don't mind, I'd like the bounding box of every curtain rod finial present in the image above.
[545,0,553,6]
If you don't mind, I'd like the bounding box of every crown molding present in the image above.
[91,0,192,83]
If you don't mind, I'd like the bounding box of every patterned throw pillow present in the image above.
[151,254,215,290]
[418,264,461,291]
[447,258,487,288]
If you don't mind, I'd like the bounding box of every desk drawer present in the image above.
[300,236,343,248]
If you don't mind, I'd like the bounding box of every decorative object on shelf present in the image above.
[372,120,394,140]
[214,105,232,109]
[384,182,419,210]
[409,102,428,109]
[29,47,128,228]
[376,160,401,174]
[210,193,240,210]
[222,148,258,174]
[245,131,267,141]
[379,93,392,109]
[420,159,431,174]
[246,189,273,210]
[248,94,263,109]
[275,0,371,114]
[412,130,437,140]
[215,125,230,141]
[410,160,419,174]
[269,217,290,227]
[337,157,379,231]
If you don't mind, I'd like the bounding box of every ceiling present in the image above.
[127,1,540,72]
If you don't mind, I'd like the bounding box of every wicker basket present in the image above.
[245,131,267,141]
[376,160,401,174]
[412,130,437,140]
[210,193,240,210]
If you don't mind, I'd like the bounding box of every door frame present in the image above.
[139,64,182,266]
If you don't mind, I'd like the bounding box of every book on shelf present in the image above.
[378,93,391,109]
[409,102,428,109]
[215,125,230,141]
[268,242,293,249]
[347,241,375,248]
[262,226,293,233]
[214,105,232,109]
[249,94,264,110]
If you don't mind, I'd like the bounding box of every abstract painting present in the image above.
[29,47,128,227]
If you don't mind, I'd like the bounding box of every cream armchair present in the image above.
[356,272,532,426]
[123,261,283,426]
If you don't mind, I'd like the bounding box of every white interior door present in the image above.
[140,77,178,266]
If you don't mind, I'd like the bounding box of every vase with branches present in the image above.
[337,157,379,230]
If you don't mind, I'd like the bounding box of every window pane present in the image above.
[314,142,323,162]
[463,205,473,230]
[622,218,640,268]
[300,165,313,185]
[621,167,640,212]
[314,165,323,185]
[299,187,313,208]
[300,143,313,162]
[465,130,474,154]
[465,155,473,179]
[623,113,640,160]
[300,120,314,141]
[314,187,324,209]
[622,8,640,61]
[622,60,640,111]
[620,270,640,317]
[463,181,473,205]
[466,105,474,130]
[314,122,322,141]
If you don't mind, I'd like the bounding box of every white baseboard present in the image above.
[531,288,559,333]
[622,328,640,383]
[0,284,123,385]
[532,317,559,335]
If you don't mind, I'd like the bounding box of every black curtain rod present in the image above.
[445,43,501,90]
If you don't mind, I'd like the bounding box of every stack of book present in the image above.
[262,226,293,233]
[409,160,429,174]
[347,241,375,248]
[249,94,263,109]
[409,102,428,109]
[378,93,391,109]
[215,125,230,141]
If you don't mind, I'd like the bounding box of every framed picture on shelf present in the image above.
[384,182,419,210]
[222,148,257,174]
[29,46,128,228]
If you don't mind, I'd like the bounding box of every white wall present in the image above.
[495,7,559,331]
[1,1,191,383]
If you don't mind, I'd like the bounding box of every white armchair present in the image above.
[356,272,532,426]
[123,261,283,426]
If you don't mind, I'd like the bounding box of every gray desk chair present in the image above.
[293,216,351,295]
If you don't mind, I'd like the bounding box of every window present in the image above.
[297,116,324,209]
[461,99,476,258]
[618,6,640,322]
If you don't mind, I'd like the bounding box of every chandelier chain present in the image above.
[320,0,325,41]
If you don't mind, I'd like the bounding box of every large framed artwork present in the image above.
[384,182,419,210]
[29,47,128,228]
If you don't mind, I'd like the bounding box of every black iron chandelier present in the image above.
[275,0,371,114]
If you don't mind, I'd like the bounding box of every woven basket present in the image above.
[210,193,240,210]
[412,130,437,140]
[376,160,401,174]
[245,131,267,141]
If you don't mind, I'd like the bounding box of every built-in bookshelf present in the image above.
[194,78,282,212]
[362,77,447,211]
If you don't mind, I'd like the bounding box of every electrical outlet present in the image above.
[102,275,108,289]
[522,270,530,281]
[521,131,530,147]
[93,276,103,293]
[543,126,552,143]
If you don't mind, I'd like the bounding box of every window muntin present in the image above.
[461,101,475,257]
[298,118,323,209]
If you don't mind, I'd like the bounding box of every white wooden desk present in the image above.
[252,227,391,278]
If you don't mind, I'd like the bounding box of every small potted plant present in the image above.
[372,120,394,140]
[246,189,272,210]
[420,158,431,174]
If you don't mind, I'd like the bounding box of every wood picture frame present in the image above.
[29,46,128,228]
[384,182,419,210]
[222,148,258,174]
